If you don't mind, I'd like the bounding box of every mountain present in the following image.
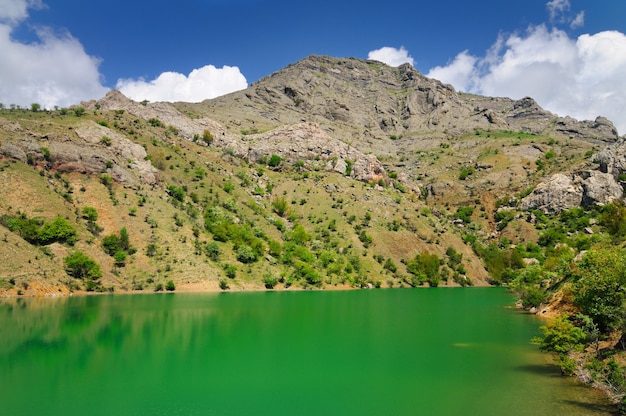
[0,55,625,297]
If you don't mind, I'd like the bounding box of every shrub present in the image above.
[166,185,186,202]
[202,129,214,145]
[205,242,221,261]
[37,216,77,245]
[148,118,164,127]
[532,314,585,354]
[459,165,474,180]
[82,206,98,223]
[455,206,474,224]
[165,280,176,291]
[113,250,127,267]
[272,196,289,217]
[236,245,258,263]
[64,251,102,280]
[268,154,282,168]
[263,274,278,289]
[406,250,440,286]
[223,264,237,279]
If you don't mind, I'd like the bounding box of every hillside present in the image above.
[0,55,625,298]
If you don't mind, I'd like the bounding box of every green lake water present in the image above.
[0,288,615,415]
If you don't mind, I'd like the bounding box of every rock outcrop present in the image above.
[595,138,626,178]
[94,91,387,184]
[0,118,159,187]
[521,171,623,214]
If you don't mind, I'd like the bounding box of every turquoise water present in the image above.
[0,289,614,415]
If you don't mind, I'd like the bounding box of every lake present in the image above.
[0,288,615,415]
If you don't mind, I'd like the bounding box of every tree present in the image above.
[572,247,626,333]
[37,216,77,245]
[407,251,440,285]
[64,251,102,280]
[30,103,41,112]
[532,314,585,354]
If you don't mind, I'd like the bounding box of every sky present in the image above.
[1,0,625,134]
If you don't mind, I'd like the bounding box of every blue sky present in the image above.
[1,0,626,133]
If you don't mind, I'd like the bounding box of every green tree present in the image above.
[38,216,77,245]
[572,247,626,333]
[64,251,102,280]
[407,251,440,285]
[532,314,585,354]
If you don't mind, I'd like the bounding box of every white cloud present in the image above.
[0,0,44,23]
[426,51,477,92]
[116,65,248,103]
[0,0,108,108]
[426,26,626,135]
[368,46,415,67]
[570,11,585,29]
[546,0,571,22]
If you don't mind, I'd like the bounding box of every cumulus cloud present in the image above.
[427,25,626,134]
[0,0,44,23]
[368,46,415,67]
[116,65,248,103]
[0,0,108,108]
[426,51,478,92]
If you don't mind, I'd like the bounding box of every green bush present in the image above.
[236,245,258,263]
[272,196,289,217]
[223,264,237,279]
[455,206,474,224]
[268,154,282,168]
[459,165,474,180]
[532,314,585,354]
[406,251,440,286]
[165,280,176,291]
[64,251,102,280]
[36,216,77,245]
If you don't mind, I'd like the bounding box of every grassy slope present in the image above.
[1,108,507,296]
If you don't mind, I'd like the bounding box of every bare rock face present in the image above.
[520,174,583,214]
[96,91,386,183]
[521,171,623,214]
[596,138,626,177]
[0,116,159,187]
[241,122,386,181]
[580,170,623,207]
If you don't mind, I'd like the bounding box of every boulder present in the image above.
[520,174,582,214]
[579,170,623,207]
